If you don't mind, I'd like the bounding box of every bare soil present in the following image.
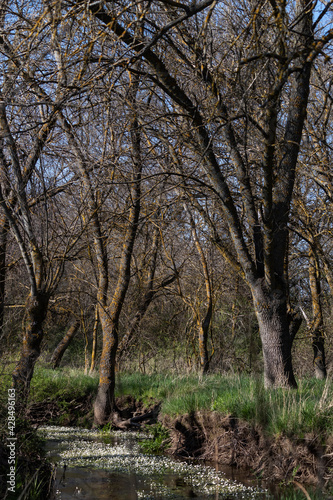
[161,411,333,487]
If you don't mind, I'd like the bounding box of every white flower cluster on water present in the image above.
[39,426,268,499]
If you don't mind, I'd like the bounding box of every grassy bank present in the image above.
[25,367,333,439]
[1,366,332,496]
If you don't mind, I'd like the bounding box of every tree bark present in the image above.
[89,305,99,374]
[12,293,49,401]
[94,71,142,425]
[197,319,210,374]
[94,310,118,425]
[252,281,297,388]
[85,0,314,388]
[0,210,8,354]
[117,272,178,363]
[186,205,212,375]
[50,319,80,369]
[309,248,327,380]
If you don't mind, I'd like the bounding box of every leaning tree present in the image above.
[79,0,333,388]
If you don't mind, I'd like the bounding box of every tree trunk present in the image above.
[50,319,80,369]
[12,293,49,401]
[184,202,213,375]
[87,0,313,390]
[198,317,210,374]
[93,310,118,425]
[0,211,8,354]
[252,281,297,388]
[117,275,177,364]
[89,305,99,374]
[93,71,142,425]
[117,227,160,363]
[312,336,326,380]
[309,248,327,380]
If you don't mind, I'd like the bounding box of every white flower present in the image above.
[38,426,268,499]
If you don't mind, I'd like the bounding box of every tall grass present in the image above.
[28,366,99,402]
[2,363,331,438]
[115,372,333,437]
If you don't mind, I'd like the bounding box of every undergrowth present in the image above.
[277,483,333,499]
[139,423,171,454]
[28,366,99,403]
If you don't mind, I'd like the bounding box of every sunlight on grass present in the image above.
[29,366,99,403]
[116,372,333,437]
[2,361,332,439]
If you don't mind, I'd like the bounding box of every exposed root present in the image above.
[161,411,333,486]
[111,398,161,430]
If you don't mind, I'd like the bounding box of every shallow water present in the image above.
[39,426,269,500]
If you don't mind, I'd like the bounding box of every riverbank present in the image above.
[24,368,333,492]
[162,411,332,487]
[40,425,267,499]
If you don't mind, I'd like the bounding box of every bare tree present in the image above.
[0,0,90,399]
[83,0,333,387]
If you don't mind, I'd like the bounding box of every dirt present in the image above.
[27,394,95,427]
[161,411,333,487]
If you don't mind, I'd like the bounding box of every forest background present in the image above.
[0,0,333,428]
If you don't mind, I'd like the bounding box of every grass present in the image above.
[1,363,332,438]
[1,364,332,497]
[138,422,171,454]
[115,372,333,438]
[276,483,333,499]
[28,366,99,403]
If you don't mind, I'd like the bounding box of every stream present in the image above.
[38,426,269,500]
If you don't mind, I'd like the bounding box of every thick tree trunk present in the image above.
[93,309,118,425]
[12,293,49,401]
[88,0,313,390]
[252,282,297,388]
[50,319,80,369]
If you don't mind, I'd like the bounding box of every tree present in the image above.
[289,58,333,379]
[0,0,90,400]
[50,319,80,369]
[82,0,333,387]
[117,220,178,364]
[175,202,213,374]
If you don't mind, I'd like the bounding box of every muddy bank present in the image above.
[161,411,333,487]
[27,395,333,487]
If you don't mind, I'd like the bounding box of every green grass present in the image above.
[276,483,333,499]
[28,366,99,403]
[138,422,171,454]
[1,364,331,498]
[115,372,333,438]
[1,363,332,439]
